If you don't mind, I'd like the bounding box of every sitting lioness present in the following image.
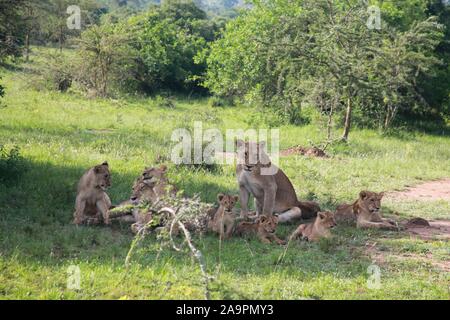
[207,193,238,240]
[236,140,320,223]
[73,162,112,225]
[235,215,286,245]
[335,191,398,230]
[290,211,336,242]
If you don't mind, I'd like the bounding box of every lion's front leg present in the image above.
[73,196,86,225]
[267,233,286,245]
[258,234,272,244]
[97,196,111,225]
[289,225,304,241]
[239,185,251,218]
[262,184,277,216]
[357,219,397,230]
[254,198,263,217]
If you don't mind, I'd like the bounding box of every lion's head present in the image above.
[258,214,278,234]
[93,162,111,191]
[130,165,168,202]
[236,140,271,172]
[130,179,155,203]
[317,211,337,229]
[217,193,239,212]
[358,191,384,215]
[141,165,168,185]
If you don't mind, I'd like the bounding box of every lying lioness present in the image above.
[290,211,336,242]
[335,191,398,230]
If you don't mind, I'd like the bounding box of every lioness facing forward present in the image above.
[73,162,112,225]
[335,191,398,230]
[236,140,320,223]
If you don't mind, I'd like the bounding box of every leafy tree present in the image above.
[127,0,217,92]
[203,0,444,140]
[76,19,137,96]
[0,0,29,60]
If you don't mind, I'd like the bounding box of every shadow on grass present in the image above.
[0,158,410,300]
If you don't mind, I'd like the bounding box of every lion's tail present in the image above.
[277,200,321,224]
[297,200,321,219]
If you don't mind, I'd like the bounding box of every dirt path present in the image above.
[388,178,450,201]
[386,179,450,241]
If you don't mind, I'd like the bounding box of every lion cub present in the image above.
[235,215,286,245]
[335,191,398,230]
[73,162,112,225]
[207,194,238,240]
[290,211,336,242]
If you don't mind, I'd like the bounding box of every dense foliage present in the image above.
[203,0,447,138]
[0,0,449,136]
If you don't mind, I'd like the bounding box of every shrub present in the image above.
[0,145,25,183]
[154,95,176,109]
[43,52,74,92]
[208,96,234,108]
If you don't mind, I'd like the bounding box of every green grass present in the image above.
[0,50,449,299]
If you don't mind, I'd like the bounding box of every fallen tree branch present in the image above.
[161,207,212,300]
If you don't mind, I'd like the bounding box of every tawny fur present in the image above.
[207,194,238,240]
[291,211,336,242]
[235,215,286,245]
[335,191,398,230]
[236,140,320,222]
[130,165,177,204]
[73,162,112,225]
[113,165,178,232]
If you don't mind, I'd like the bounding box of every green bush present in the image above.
[43,53,74,92]
[154,95,176,109]
[0,145,25,183]
[208,96,234,108]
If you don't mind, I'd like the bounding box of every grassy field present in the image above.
[0,50,449,299]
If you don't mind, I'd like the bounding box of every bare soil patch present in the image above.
[388,178,450,201]
[404,219,450,240]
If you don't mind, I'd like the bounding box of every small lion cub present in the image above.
[235,215,286,245]
[208,194,238,240]
[290,211,336,242]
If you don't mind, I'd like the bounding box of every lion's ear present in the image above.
[94,165,102,174]
[259,215,267,223]
[378,192,385,199]
[102,161,109,167]
[217,193,225,202]
[232,195,239,203]
[360,191,368,199]
[318,212,326,219]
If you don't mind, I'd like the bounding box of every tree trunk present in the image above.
[59,26,63,53]
[25,33,30,62]
[342,97,352,141]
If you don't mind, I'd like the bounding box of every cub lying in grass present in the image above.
[335,191,398,230]
[235,215,286,245]
[207,193,238,240]
[290,211,336,242]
